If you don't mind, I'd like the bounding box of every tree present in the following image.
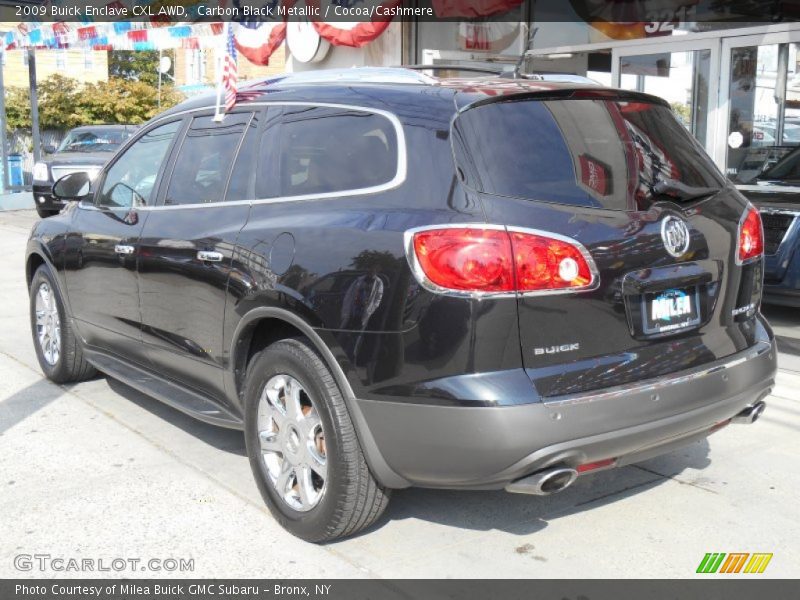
[37,74,88,129]
[4,86,31,131]
[108,50,174,87]
[81,78,182,124]
[4,74,183,135]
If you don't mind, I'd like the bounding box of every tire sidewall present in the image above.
[30,266,68,380]
[244,340,349,541]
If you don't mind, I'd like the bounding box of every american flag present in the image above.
[221,24,238,113]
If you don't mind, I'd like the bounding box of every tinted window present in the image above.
[453,99,725,210]
[226,113,259,201]
[266,106,398,198]
[165,113,250,206]
[97,120,180,208]
[759,147,800,181]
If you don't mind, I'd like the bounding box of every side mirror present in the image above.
[52,171,92,202]
[43,143,57,154]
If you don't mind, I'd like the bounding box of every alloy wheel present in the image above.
[257,374,327,512]
[35,282,61,366]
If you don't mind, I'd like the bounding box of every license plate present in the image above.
[642,287,701,335]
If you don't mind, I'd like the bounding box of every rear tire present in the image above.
[244,337,390,542]
[36,206,59,219]
[29,265,96,383]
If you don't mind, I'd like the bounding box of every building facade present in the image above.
[174,45,286,90]
[1,48,108,87]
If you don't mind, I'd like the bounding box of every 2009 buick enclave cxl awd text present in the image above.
[26,68,777,542]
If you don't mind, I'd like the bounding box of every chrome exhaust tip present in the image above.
[506,467,578,496]
[732,401,766,425]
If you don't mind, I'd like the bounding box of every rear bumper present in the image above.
[763,285,800,307]
[763,243,800,306]
[358,333,777,489]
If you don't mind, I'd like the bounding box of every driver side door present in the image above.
[63,118,184,364]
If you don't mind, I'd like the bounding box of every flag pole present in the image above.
[213,23,228,122]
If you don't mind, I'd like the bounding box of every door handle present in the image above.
[114,244,135,255]
[197,250,223,262]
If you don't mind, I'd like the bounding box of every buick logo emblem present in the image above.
[661,216,690,258]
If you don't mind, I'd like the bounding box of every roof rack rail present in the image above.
[498,72,600,85]
[250,67,438,87]
[400,64,505,76]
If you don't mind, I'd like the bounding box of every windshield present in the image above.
[452,98,725,210]
[758,147,800,181]
[57,129,131,153]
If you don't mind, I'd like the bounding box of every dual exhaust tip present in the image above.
[507,401,767,497]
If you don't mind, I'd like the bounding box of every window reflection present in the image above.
[453,98,722,211]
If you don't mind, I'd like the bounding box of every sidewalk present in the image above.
[0,191,33,211]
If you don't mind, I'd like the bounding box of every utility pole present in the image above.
[0,49,10,191]
[28,48,41,164]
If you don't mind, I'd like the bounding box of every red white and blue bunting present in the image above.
[3,20,227,53]
[308,0,401,48]
[232,21,286,66]
[3,1,402,59]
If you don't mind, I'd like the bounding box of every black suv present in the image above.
[26,68,777,542]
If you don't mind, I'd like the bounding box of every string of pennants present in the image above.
[4,19,227,53]
[2,0,526,62]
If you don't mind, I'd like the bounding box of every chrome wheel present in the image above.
[35,282,61,366]
[257,374,327,512]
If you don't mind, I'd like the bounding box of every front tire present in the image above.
[244,338,390,542]
[29,265,96,383]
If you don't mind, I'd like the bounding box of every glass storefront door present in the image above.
[619,50,711,145]
[615,40,719,154]
[722,34,800,182]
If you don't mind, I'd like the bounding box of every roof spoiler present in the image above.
[458,88,671,113]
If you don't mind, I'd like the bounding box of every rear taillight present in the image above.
[406,225,598,295]
[737,207,764,264]
[410,227,514,293]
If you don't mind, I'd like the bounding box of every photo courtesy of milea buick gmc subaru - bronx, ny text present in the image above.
[26,68,777,542]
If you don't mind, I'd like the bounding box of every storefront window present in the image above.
[619,50,710,147]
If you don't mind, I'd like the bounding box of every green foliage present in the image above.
[671,101,692,126]
[4,74,182,133]
[4,86,31,131]
[81,78,183,124]
[109,50,174,87]
[38,75,88,129]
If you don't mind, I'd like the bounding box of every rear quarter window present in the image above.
[452,98,724,210]
[263,106,399,198]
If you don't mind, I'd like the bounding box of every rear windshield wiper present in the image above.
[650,177,720,202]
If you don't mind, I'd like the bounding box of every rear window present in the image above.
[452,98,725,210]
[58,128,132,153]
[268,106,398,198]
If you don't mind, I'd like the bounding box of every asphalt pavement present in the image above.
[1,209,798,578]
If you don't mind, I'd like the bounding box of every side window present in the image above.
[225,112,260,202]
[263,106,398,198]
[165,113,250,206]
[97,120,180,208]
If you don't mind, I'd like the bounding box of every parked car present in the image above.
[26,68,777,542]
[32,124,137,218]
[737,145,800,306]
